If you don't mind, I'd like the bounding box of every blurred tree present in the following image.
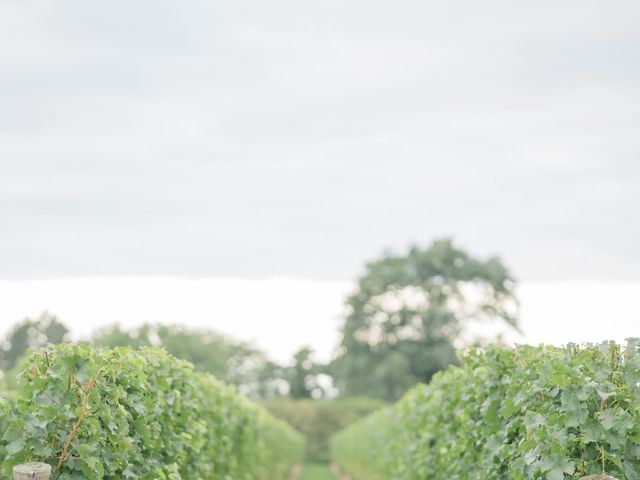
[91,323,286,398]
[0,312,70,372]
[288,346,315,399]
[331,239,519,401]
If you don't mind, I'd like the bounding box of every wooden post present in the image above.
[12,463,51,480]
[580,476,619,480]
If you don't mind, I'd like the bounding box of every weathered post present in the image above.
[12,462,51,480]
[580,476,619,480]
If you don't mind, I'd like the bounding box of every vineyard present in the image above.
[1,341,639,480]
[0,344,304,479]
[331,340,640,480]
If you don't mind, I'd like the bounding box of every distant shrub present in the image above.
[331,341,640,480]
[261,397,386,462]
[0,343,304,479]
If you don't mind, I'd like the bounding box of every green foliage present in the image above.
[0,396,8,461]
[0,313,70,373]
[261,397,386,463]
[0,360,25,400]
[288,347,316,399]
[330,408,394,480]
[0,343,303,479]
[331,341,640,480]
[299,463,335,480]
[91,323,286,398]
[332,239,518,400]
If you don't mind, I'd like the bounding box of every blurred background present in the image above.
[1,0,639,471]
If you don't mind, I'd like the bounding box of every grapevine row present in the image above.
[331,341,640,480]
[0,344,304,479]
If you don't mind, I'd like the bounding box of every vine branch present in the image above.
[57,380,97,471]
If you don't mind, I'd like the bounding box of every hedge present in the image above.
[260,397,387,462]
[0,343,304,479]
[331,340,640,480]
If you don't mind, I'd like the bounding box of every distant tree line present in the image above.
[0,239,519,402]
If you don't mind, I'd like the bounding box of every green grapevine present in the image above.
[0,343,304,479]
[331,341,640,480]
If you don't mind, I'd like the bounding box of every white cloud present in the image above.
[0,277,353,363]
[518,281,640,346]
[0,0,639,281]
[0,278,637,363]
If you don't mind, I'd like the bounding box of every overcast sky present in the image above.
[1,278,638,363]
[2,0,639,281]
[1,1,639,359]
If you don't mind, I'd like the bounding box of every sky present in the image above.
[0,278,639,363]
[1,1,639,362]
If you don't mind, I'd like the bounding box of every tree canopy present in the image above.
[331,239,519,400]
[91,323,286,398]
[0,312,70,372]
